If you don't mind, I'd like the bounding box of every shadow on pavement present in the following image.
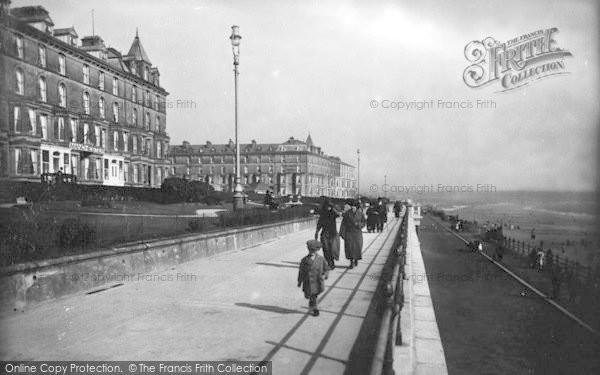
[235,303,304,315]
[255,262,298,269]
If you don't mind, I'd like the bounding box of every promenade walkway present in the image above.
[0,214,401,374]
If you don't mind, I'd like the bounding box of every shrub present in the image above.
[57,218,96,249]
[188,219,206,232]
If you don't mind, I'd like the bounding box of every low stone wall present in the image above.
[0,217,317,312]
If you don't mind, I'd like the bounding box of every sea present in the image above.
[416,191,599,267]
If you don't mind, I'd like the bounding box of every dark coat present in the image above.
[340,208,365,260]
[376,204,387,222]
[317,208,341,261]
[317,208,339,235]
[298,254,328,298]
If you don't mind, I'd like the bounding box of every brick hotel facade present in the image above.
[168,135,357,198]
[0,2,170,187]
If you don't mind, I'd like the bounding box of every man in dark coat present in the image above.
[298,240,329,316]
[376,198,387,232]
[366,203,379,233]
[393,201,402,218]
[315,199,340,269]
[340,199,366,269]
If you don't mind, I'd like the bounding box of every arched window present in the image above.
[155,116,160,132]
[99,97,105,118]
[15,68,24,95]
[58,54,66,75]
[38,76,47,102]
[58,83,67,108]
[83,92,90,114]
[132,108,137,126]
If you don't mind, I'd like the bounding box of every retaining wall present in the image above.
[0,217,317,312]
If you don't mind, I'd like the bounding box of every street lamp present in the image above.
[384,174,387,199]
[357,149,360,199]
[230,25,244,210]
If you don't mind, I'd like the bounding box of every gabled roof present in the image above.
[282,136,306,145]
[54,27,78,37]
[126,30,152,64]
[10,6,54,26]
[107,47,131,73]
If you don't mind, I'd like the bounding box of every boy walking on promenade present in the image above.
[298,240,329,316]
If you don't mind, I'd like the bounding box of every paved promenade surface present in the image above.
[0,215,400,375]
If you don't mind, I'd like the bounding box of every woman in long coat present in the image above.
[340,199,366,269]
[315,200,340,269]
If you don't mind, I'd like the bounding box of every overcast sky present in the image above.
[13,0,599,192]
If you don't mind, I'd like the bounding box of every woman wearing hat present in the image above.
[340,199,366,269]
[315,199,341,270]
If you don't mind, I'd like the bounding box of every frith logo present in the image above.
[463,28,572,92]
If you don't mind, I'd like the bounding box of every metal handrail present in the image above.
[369,208,409,375]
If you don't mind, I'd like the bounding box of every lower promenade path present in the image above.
[418,214,600,374]
[0,215,401,374]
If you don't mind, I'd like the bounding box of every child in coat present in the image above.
[298,240,329,316]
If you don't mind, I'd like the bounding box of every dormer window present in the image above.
[131,63,136,75]
[144,67,149,81]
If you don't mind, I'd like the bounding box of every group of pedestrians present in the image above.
[297,198,379,316]
[366,198,388,233]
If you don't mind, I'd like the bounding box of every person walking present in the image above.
[315,199,341,270]
[340,199,366,269]
[366,202,378,233]
[393,201,402,218]
[297,240,329,317]
[376,198,387,232]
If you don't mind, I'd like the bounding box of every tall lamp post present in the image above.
[384,174,387,199]
[230,25,244,210]
[357,149,360,199]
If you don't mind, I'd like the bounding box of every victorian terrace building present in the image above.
[0,2,170,187]
[168,135,356,198]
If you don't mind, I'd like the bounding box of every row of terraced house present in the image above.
[169,135,357,198]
